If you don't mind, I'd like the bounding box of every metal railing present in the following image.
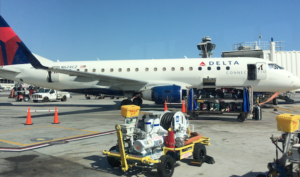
[232,41,284,51]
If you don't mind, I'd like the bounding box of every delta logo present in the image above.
[200,62,205,66]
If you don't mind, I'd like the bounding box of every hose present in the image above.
[160,113,175,130]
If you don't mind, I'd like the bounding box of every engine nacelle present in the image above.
[142,85,183,104]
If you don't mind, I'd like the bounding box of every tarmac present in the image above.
[0,91,300,177]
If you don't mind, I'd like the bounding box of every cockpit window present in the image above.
[268,64,284,70]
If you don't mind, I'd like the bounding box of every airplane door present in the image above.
[256,62,267,80]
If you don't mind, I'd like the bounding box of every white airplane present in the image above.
[1,15,300,106]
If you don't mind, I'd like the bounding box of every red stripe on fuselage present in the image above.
[0,27,17,42]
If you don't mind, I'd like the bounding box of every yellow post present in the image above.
[115,125,128,172]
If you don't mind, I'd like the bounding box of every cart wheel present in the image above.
[61,96,67,102]
[237,113,246,122]
[193,143,206,167]
[157,155,175,177]
[24,96,29,102]
[190,113,198,120]
[107,146,121,167]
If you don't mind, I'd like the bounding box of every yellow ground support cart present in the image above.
[103,106,213,177]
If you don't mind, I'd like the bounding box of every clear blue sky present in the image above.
[1,0,300,61]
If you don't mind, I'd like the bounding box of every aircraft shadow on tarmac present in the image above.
[230,171,269,177]
[83,155,163,177]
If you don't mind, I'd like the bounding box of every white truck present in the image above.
[32,88,71,102]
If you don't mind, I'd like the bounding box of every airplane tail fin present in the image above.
[0,16,30,66]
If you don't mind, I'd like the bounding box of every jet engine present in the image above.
[142,85,184,104]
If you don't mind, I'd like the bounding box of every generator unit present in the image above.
[103,105,211,177]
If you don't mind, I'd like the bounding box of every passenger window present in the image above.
[189,67,193,71]
[118,68,122,72]
[217,66,220,70]
[135,68,139,72]
[92,69,96,72]
[77,69,80,71]
[180,67,184,71]
[163,67,166,71]
[101,69,105,72]
[154,67,157,71]
[208,67,211,70]
[110,68,113,72]
[171,67,175,71]
[84,69,88,72]
[198,67,202,70]
[226,66,230,70]
[145,68,149,71]
[127,68,130,72]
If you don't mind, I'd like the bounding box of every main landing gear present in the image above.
[120,97,143,107]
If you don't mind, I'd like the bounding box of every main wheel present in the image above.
[193,143,206,167]
[120,99,133,107]
[61,96,67,102]
[190,113,198,120]
[133,97,143,106]
[33,100,38,103]
[237,113,246,122]
[24,96,29,102]
[273,98,278,105]
[157,155,175,177]
[107,146,121,167]
[43,97,49,102]
[86,97,91,99]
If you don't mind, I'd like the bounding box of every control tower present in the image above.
[197,36,216,58]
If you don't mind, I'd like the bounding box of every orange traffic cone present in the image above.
[53,107,60,124]
[164,101,168,111]
[182,100,186,113]
[25,108,33,125]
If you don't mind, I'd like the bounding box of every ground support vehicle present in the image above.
[14,89,30,102]
[257,114,300,177]
[186,86,259,122]
[103,106,213,177]
[32,88,70,102]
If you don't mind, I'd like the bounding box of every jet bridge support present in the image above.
[185,85,254,122]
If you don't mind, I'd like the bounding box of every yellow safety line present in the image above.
[0,139,27,146]
[275,107,294,113]
[292,107,300,110]
[0,125,51,134]
[49,125,99,133]
[0,126,100,146]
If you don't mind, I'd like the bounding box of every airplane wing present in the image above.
[0,67,20,75]
[16,42,147,85]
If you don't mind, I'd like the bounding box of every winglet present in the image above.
[16,42,48,69]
